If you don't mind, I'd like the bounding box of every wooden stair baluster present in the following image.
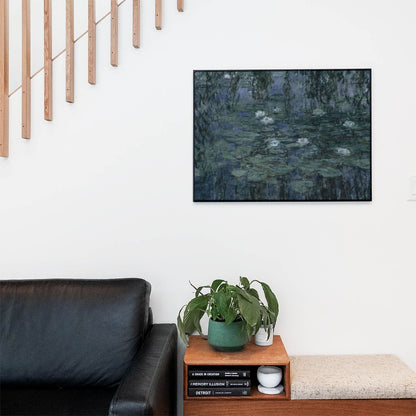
[133,0,140,48]
[22,0,30,139]
[155,0,162,30]
[111,0,118,66]
[0,0,8,156]
[66,0,74,102]
[177,0,183,12]
[44,0,52,121]
[88,0,96,84]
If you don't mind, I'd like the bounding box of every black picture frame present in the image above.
[193,69,372,202]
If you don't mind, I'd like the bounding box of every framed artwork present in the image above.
[193,69,372,202]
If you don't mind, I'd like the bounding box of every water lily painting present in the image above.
[193,69,371,201]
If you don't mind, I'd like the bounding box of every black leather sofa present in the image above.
[0,278,177,416]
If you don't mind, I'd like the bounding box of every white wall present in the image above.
[1,0,415,379]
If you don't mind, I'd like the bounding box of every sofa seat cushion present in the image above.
[290,354,416,400]
[0,386,117,416]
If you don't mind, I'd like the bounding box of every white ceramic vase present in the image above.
[254,325,274,346]
[257,365,283,388]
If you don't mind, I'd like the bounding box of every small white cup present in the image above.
[255,326,274,346]
[257,365,282,388]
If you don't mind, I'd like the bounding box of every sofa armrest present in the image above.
[109,324,177,416]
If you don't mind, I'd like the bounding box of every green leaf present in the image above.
[234,286,252,303]
[254,315,262,335]
[211,279,227,293]
[243,321,254,341]
[212,291,229,319]
[194,284,211,297]
[183,295,209,334]
[235,286,259,304]
[183,311,200,335]
[252,280,279,324]
[261,307,270,327]
[240,276,250,290]
[186,294,210,312]
[224,308,237,325]
[177,305,188,345]
[236,292,261,326]
[247,288,260,300]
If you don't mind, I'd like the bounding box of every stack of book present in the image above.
[188,368,251,397]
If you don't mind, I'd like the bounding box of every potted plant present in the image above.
[177,277,278,351]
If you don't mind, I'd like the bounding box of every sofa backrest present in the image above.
[0,278,151,387]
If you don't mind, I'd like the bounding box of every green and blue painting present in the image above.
[193,70,371,201]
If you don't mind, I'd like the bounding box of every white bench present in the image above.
[287,354,416,416]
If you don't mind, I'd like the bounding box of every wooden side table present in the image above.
[183,335,290,416]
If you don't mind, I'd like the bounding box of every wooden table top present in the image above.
[184,335,290,366]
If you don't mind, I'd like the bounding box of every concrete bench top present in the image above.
[290,354,416,400]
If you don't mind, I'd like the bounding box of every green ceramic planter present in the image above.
[208,319,249,352]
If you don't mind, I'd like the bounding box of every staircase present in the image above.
[0,0,184,157]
